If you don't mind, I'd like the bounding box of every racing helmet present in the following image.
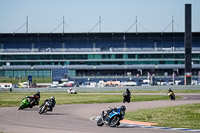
[36,91,40,95]
[120,105,126,111]
[51,96,55,101]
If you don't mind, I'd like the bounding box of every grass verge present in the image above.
[0,92,171,107]
[79,89,200,93]
[0,77,51,84]
[125,103,200,129]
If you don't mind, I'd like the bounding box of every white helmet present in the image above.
[51,96,55,101]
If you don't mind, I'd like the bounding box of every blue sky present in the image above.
[0,0,200,33]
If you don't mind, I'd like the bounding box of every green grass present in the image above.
[0,92,170,107]
[172,89,200,93]
[79,89,200,93]
[130,89,200,93]
[0,77,52,84]
[125,103,200,129]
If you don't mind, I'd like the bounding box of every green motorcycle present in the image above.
[18,97,31,110]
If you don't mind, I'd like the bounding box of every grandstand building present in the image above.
[0,32,200,82]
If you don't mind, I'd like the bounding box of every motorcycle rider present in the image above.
[126,88,131,96]
[69,87,72,91]
[33,91,40,106]
[40,96,56,111]
[168,88,174,94]
[168,88,175,99]
[120,105,126,118]
[123,88,131,103]
[27,91,40,107]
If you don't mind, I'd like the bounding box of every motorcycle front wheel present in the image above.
[18,106,24,110]
[39,106,46,114]
[109,116,120,127]
[172,95,175,100]
[128,97,130,103]
[170,95,175,100]
[97,117,104,126]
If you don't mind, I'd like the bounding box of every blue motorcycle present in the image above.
[97,105,126,127]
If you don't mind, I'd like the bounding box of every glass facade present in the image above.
[1,53,199,66]
[0,70,51,78]
[0,33,199,80]
[1,53,198,60]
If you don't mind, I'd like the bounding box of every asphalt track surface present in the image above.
[0,93,200,133]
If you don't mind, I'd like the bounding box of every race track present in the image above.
[0,94,199,133]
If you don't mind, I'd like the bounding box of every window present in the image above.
[138,54,150,59]
[116,54,123,59]
[162,54,174,59]
[128,54,135,59]
[150,54,161,59]
[102,54,111,59]
[175,54,184,59]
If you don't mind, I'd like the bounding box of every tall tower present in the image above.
[184,4,192,85]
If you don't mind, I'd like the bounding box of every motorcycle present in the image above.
[168,92,175,100]
[67,88,77,94]
[123,93,131,103]
[18,97,31,110]
[39,101,52,114]
[97,106,126,127]
[18,94,40,110]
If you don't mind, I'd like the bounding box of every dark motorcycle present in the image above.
[39,101,52,114]
[123,93,131,103]
[168,92,175,100]
[97,106,126,127]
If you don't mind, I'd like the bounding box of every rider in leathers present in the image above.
[40,96,56,111]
